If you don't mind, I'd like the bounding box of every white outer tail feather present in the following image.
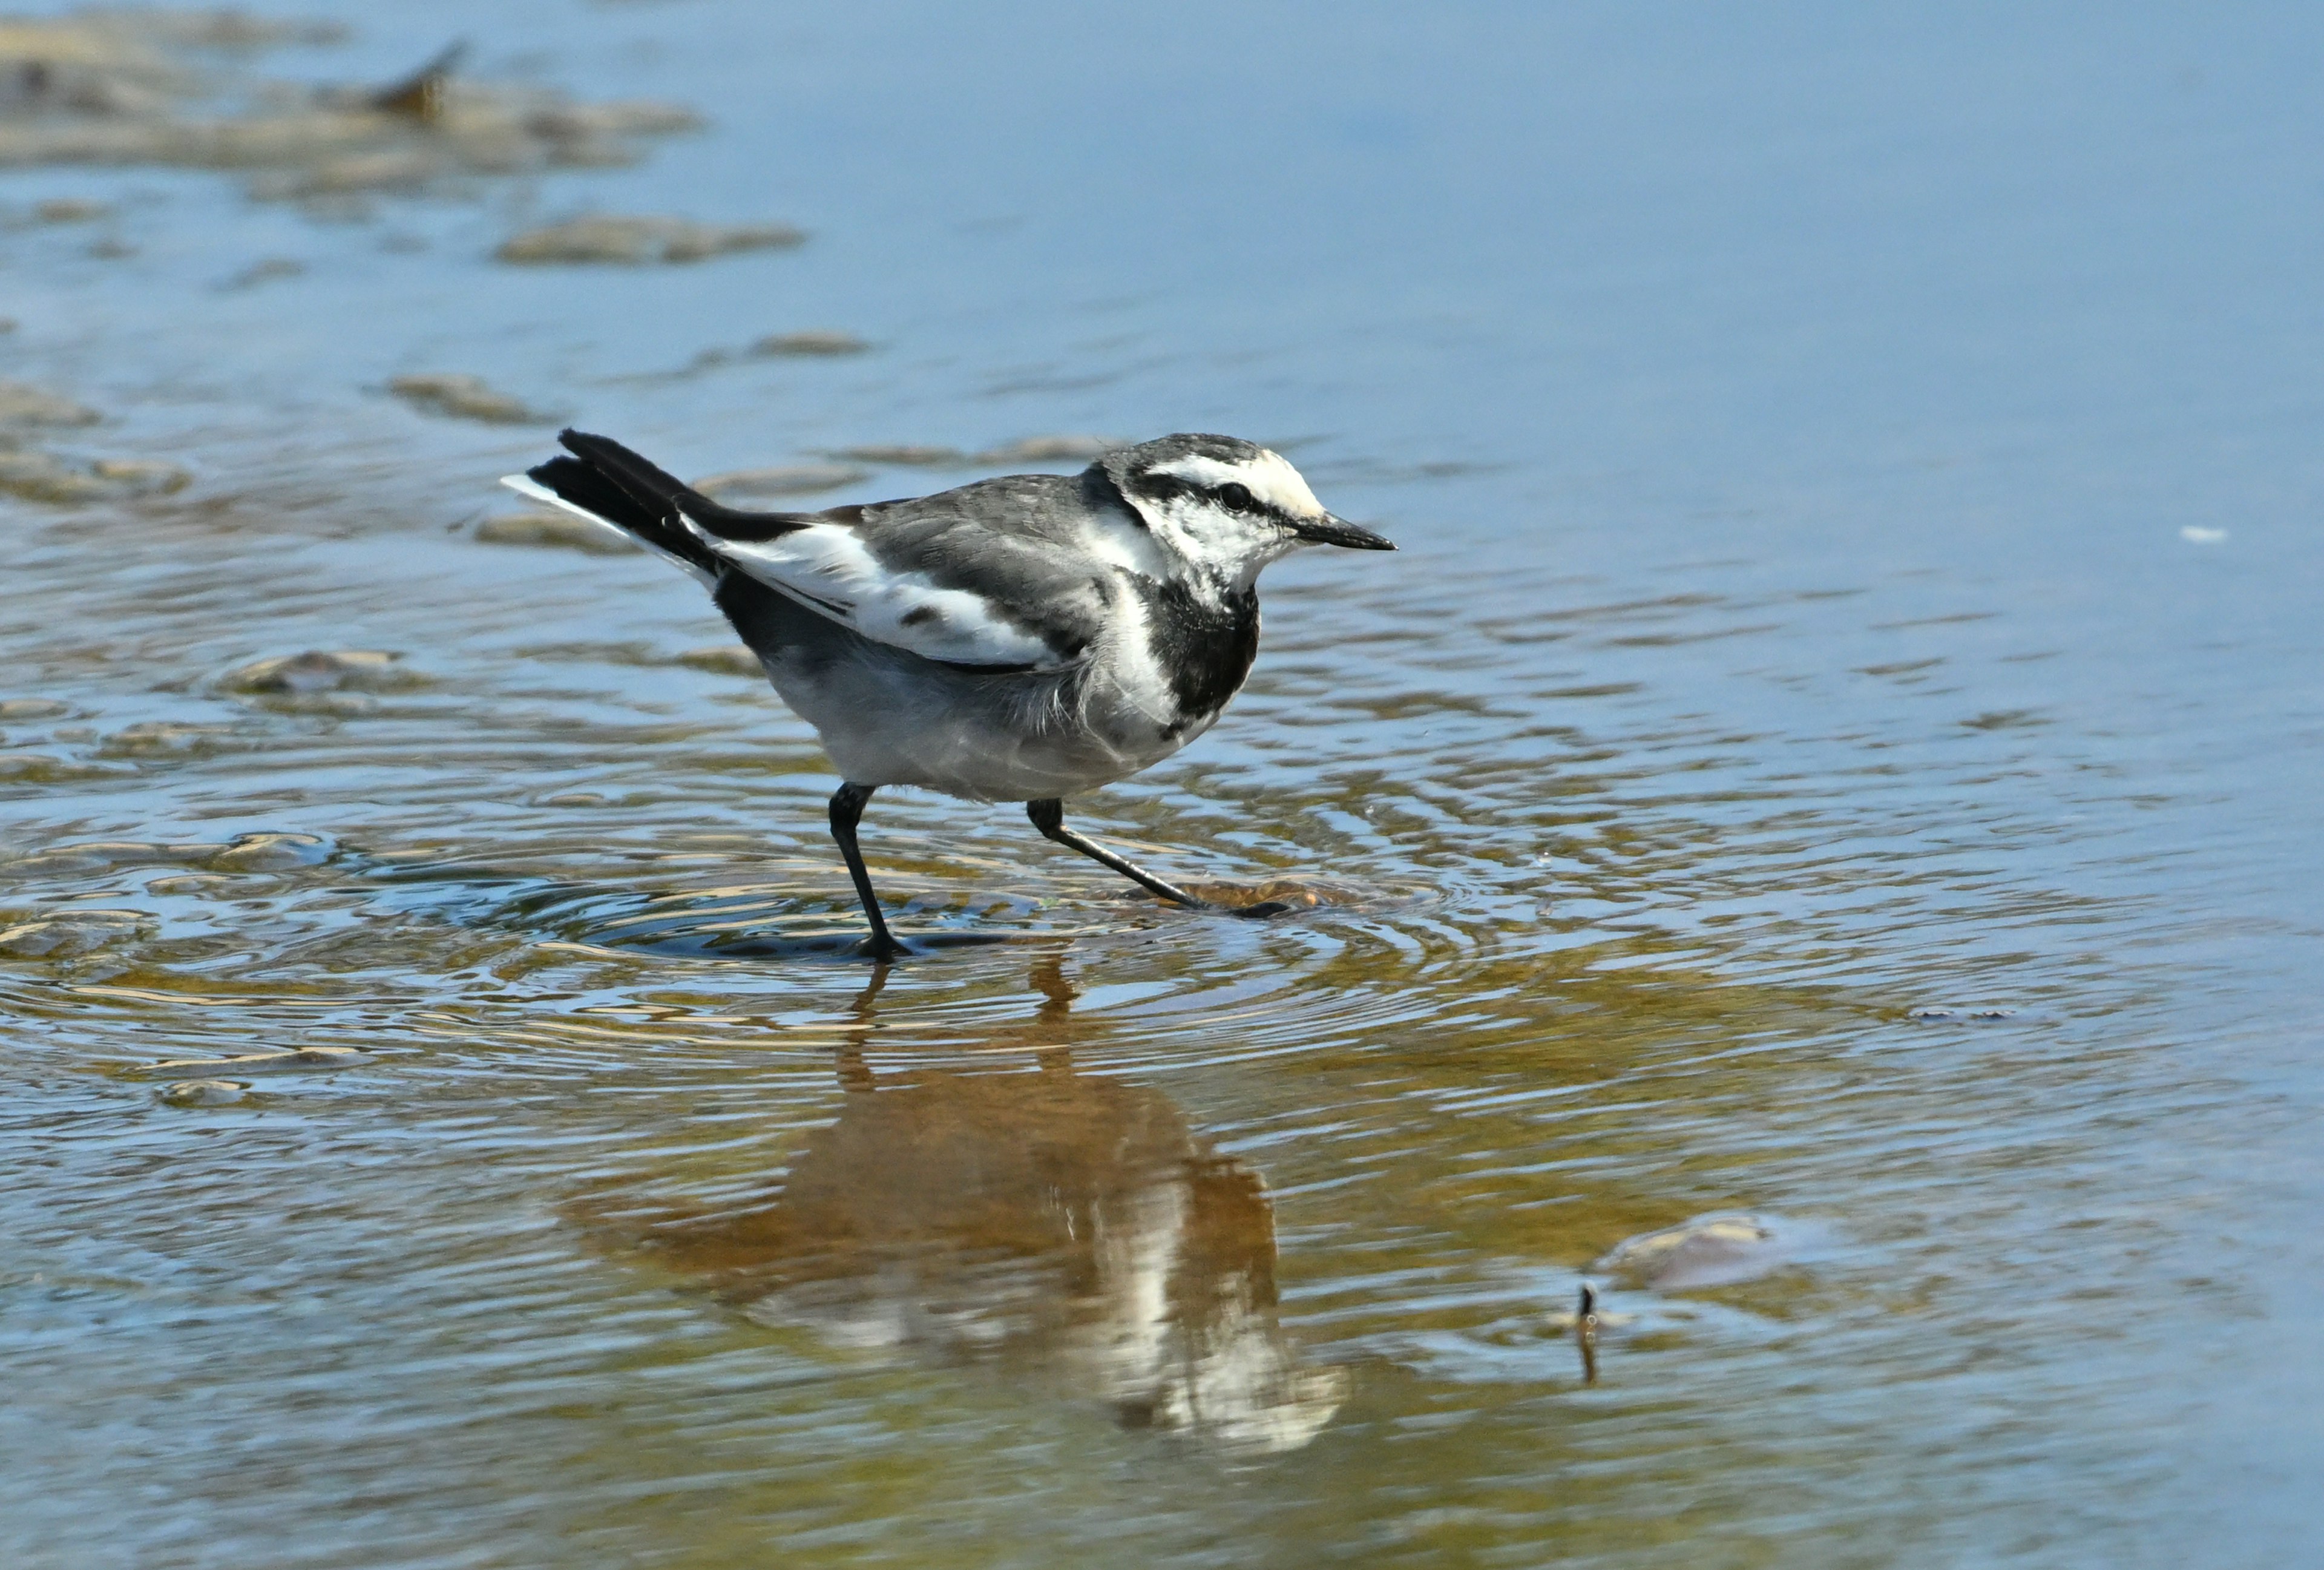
[496,473,717,586]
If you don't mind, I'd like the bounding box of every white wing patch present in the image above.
[688,516,1065,668]
[1149,450,1325,519]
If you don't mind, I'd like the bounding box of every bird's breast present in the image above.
[1134,577,1261,731]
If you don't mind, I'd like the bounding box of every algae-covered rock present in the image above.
[495,214,804,265]
[387,373,556,424]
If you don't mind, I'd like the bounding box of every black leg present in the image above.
[830,783,906,958]
[1025,799,1291,918]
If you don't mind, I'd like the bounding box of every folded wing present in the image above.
[513,430,1103,672]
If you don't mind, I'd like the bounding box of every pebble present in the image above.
[0,698,71,721]
[1590,1212,1795,1291]
[222,649,407,694]
[144,1046,364,1076]
[160,1080,248,1107]
[494,215,805,266]
[475,510,640,554]
[387,373,556,425]
[692,464,868,501]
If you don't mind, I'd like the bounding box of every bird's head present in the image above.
[1098,434,1393,589]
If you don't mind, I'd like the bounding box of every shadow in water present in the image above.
[577,955,1348,1452]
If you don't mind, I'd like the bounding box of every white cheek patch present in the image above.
[692,518,1063,668]
[1151,450,1325,519]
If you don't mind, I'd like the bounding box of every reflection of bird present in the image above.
[505,430,1391,956]
[580,957,1346,1452]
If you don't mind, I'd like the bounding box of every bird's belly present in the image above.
[767,654,1194,803]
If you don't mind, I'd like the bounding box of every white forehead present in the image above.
[1151,450,1325,519]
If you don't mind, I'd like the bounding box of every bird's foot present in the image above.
[855,934,910,963]
[1227,899,1295,919]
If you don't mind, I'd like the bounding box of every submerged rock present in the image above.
[210,832,330,873]
[494,215,804,266]
[0,450,188,503]
[144,1046,364,1076]
[674,645,763,678]
[0,379,100,428]
[828,443,970,467]
[222,649,408,694]
[749,330,870,357]
[387,373,556,425]
[1590,1212,1795,1291]
[976,434,1121,465]
[0,909,146,958]
[475,509,638,555]
[692,463,867,501]
[31,196,110,223]
[160,1079,248,1107]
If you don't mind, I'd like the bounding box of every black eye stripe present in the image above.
[1124,468,1278,518]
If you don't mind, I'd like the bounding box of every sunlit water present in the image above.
[4,2,2322,1565]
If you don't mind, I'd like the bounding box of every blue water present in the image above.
[4,2,2321,1564]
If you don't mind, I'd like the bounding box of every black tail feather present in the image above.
[524,428,805,572]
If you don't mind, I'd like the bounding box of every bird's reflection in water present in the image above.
[603,955,1348,1454]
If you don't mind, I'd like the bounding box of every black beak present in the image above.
[1291,511,1395,550]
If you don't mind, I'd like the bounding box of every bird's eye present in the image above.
[1217,482,1256,511]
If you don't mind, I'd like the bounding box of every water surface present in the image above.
[4,2,2322,1565]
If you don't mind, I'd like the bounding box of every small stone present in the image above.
[223,650,407,694]
[160,1079,247,1107]
[475,510,639,554]
[0,380,100,429]
[829,444,971,467]
[1591,1212,1794,1291]
[674,645,763,678]
[749,330,870,357]
[387,373,556,425]
[692,463,867,501]
[494,215,805,266]
[0,698,70,721]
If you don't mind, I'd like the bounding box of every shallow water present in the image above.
[5,2,2322,1565]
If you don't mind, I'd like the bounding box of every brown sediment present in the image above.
[0,15,698,199]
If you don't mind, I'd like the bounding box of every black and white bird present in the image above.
[503,429,1392,957]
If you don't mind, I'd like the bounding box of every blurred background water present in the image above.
[3,2,2320,1565]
